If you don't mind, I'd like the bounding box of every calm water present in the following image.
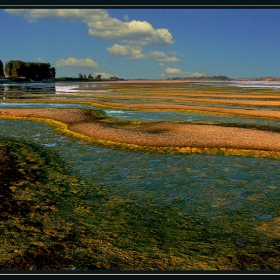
[0,119,279,220]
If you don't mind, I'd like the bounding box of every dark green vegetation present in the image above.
[1,137,280,270]
[3,60,56,81]
[0,60,4,78]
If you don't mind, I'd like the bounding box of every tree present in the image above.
[88,74,93,79]
[78,73,83,79]
[12,60,25,77]
[50,67,56,79]
[4,60,56,80]
[83,74,87,79]
[4,60,14,77]
[0,60,4,77]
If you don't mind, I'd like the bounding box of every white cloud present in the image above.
[158,63,165,67]
[107,44,145,59]
[148,51,179,62]
[161,68,205,77]
[56,57,99,68]
[107,45,180,63]
[5,9,173,46]
[37,57,45,62]
[161,67,182,77]
[165,67,182,74]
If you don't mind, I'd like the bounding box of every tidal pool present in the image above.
[0,118,279,221]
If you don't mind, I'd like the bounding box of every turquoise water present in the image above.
[0,119,279,220]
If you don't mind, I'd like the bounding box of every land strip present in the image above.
[1,108,280,153]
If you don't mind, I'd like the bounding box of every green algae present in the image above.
[0,131,280,270]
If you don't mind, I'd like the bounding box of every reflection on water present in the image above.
[0,119,279,220]
[0,82,111,99]
[0,83,56,98]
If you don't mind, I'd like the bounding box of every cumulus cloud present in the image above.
[158,63,165,67]
[106,45,180,63]
[164,67,182,74]
[148,51,179,62]
[161,67,182,76]
[161,68,204,77]
[56,57,99,68]
[5,9,173,46]
[107,44,145,59]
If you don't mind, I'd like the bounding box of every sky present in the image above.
[1,8,280,79]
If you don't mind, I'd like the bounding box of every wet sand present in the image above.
[1,108,280,151]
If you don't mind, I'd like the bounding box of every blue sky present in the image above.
[1,8,280,79]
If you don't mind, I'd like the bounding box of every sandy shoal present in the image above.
[1,108,280,151]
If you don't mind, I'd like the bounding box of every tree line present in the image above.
[0,60,56,80]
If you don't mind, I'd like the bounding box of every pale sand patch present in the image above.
[1,108,280,151]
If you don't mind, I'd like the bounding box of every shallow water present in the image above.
[1,101,280,128]
[0,119,279,220]
[103,109,280,127]
[0,102,94,109]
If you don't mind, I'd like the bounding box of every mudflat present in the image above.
[1,108,280,151]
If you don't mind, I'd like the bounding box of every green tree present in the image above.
[78,73,83,79]
[0,60,4,77]
[12,60,25,77]
[4,60,56,80]
[4,60,14,77]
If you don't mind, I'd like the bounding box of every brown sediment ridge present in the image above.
[1,108,280,152]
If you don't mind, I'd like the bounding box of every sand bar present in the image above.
[1,108,280,152]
